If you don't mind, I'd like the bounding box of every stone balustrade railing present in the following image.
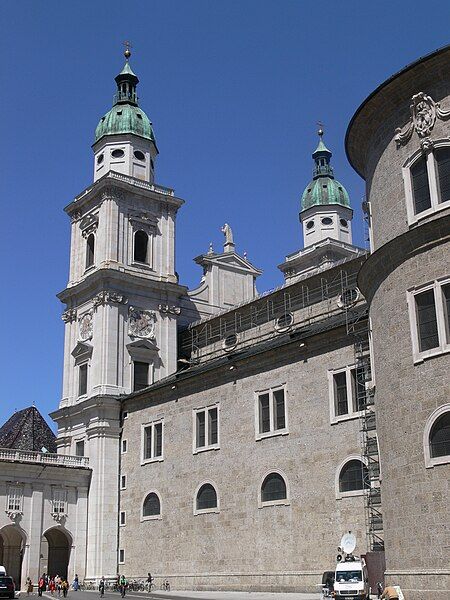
[0,448,89,468]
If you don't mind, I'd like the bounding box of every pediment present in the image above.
[71,342,93,361]
[195,252,262,275]
[126,339,159,352]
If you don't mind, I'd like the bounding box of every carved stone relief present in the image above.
[92,291,128,309]
[62,308,77,323]
[79,312,93,341]
[158,304,181,315]
[80,213,99,238]
[395,92,450,147]
[128,307,156,339]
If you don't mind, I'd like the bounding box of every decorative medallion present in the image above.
[395,92,450,147]
[128,307,156,339]
[79,312,93,341]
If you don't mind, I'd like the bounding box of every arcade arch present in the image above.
[0,525,26,587]
[39,528,72,579]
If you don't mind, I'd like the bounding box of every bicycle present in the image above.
[161,580,170,592]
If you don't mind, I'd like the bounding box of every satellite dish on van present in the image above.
[340,532,356,554]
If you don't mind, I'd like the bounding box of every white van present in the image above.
[334,557,370,600]
[0,568,6,577]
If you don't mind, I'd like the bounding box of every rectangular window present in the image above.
[7,487,23,512]
[435,147,450,204]
[142,420,163,462]
[411,155,432,214]
[75,440,85,457]
[121,439,127,454]
[408,279,450,362]
[119,511,126,526]
[52,489,67,514]
[79,364,88,396]
[330,366,360,422]
[194,405,220,451]
[256,387,288,438]
[119,549,125,564]
[120,475,127,490]
[133,361,149,392]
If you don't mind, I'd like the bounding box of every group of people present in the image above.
[36,574,70,597]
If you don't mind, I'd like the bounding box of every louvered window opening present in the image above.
[339,460,369,493]
[134,230,149,263]
[411,156,432,214]
[415,290,439,351]
[261,473,287,502]
[436,147,450,204]
[196,484,217,510]
[430,412,450,458]
[143,493,160,517]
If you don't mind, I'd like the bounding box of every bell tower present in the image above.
[50,47,187,581]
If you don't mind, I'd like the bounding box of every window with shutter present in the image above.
[411,155,432,214]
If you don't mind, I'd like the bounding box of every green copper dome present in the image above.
[94,59,157,147]
[300,133,350,211]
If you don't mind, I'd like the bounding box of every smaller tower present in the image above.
[92,47,158,183]
[300,128,353,246]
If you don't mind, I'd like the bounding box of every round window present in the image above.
[306,220,314,230]
[97,154,104,165]
[275,313,294,331]
[222,333,238,351]
[134,150,145,161]
[339,288,359,307]
[322,217,333,225]
[340,218,348,227]
[111,149,124,158]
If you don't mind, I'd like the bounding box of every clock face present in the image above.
[79,313,93,341]
[129,308,156,339]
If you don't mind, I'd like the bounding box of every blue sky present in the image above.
[1,0,449,427]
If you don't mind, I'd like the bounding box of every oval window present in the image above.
[322,217,333,225]
[306,221,314,230]
[275,313,294,331]
[340,218,348,227]
[111,149,124,158]
[134,150,145,161]
[222,333,238,351]
[97,154,104,165]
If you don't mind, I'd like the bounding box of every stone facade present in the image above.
[346,46,450,600]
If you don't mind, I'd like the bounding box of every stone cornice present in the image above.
[358,213,450,303]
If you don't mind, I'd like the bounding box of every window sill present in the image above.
[83,265,95,275]
[425,456,450,468]
[193,445,220,455]
[131,261,154,271]
[408,200,450,226]
[194,507,220,516]
[77,394,88,402]
[331,412,363,425]
[141,456,164,466]
[119,523,126,527]
[255,429,289,441]
[413,345,450,365]
[336,489,367,501]
[141,514,162,521]
[258,499,290,509]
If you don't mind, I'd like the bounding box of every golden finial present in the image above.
[317,121,324,138]
[123,40,132,60]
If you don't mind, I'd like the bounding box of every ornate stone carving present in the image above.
[79,312,93,341]
[80,213,99,238]
[420,137,434,152]
[51,512,67,524]
[5,509,22,522]
[395,92,450,147]
[62,308,77,323]
[158,304,181,315]
[92,291,128,308]
[101,186,124,202]
[70,210,82,224]
[128,307,156,339]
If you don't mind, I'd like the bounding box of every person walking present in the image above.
[73,575,79,592]
[49,578,56,595]
[146,573,153,592]
[61,580,69,598]
[38,576,45,597]
[99,577,105,598]
[119,575,127,598]
[381,586,400,600]
[26,577,33,596]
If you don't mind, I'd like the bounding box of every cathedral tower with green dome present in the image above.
[279,129,363,281]
[92,47,158,183]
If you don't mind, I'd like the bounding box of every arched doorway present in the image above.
[0,525,25,588]
[40,528,71,579]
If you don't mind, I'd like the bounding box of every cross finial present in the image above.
[317,121,324,138]
[123,40,132,60]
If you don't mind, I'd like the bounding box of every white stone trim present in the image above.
[193,480,220,515]
[121,439,128,454]
[254,384,289,441]
[423,403,450,468]
[192,403,220,454]
[120,474,127,490]
[328,365,362,424]
[141,490,162,521]
[335,455,369,500]
[258,469,290,508]
[402,140,450,226]
[407,277,450,364]
[140,419,164,465]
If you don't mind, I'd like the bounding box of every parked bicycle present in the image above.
[161,579,170,592]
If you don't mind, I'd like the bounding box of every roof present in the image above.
[0,406,57,453]
[301,176,350,211]
[95,103,156,144]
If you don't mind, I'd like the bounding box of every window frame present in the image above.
[193,404,220,454]
[423,404,450,468]
[193,480,220,516]
[407,277,450,364]
[258,469,290,509]
[119,510,126,526]
[6,486,23,513]
[75,439,85,457]
[328,365,362,424]
[402,141,450,226]
[133,229,150,265]
[121,439,128,454]
[120,474,127,490]
[85,232,96,270]
[335,456,370,500]
[78,362,88,398]
[132,360,153,393]
[254,385,288,441]
[141,490,162,521]
[140,420,164,465]
[51,489,67,515]
[118,549,125,565]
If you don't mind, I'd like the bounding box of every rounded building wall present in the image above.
[347,46,450,600]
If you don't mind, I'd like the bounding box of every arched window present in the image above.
[142,492,160,518]
[196,483,217,511]
[86,234,95,269]
[339,459,369,493]
[134,230,148,263]
[261,472,287,503]
[429,411,450,458]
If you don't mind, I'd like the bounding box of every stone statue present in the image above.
[221,223,234,245]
